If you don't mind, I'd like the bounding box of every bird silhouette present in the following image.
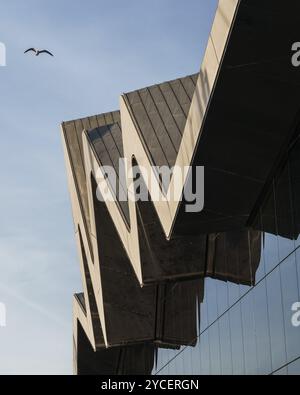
[24,48,54,57]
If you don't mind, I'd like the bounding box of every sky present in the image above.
[0,0,218,375]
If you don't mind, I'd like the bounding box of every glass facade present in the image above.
[153,134,300,376]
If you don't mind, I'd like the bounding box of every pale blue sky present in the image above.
[0,0,217,374]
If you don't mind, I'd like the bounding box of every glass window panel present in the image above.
[278,234,294,262]
[167,349,177,375]
[156,349,166,373]
[273,366,288,375]
[208,323,221,375]
[200,297,209,333]
[162,351,169,372]
[206,278,219,325]
[266,268,287,371]
[219,314,233,375]
[199,331,210,375]
[296,248,300,300]
[288,358,300,375]
[261,185,280,275]
[216,279,229,317]
[180,347,191,375]
[229,302,245,375]
[200,293,208,332]
[228,282,240,308]
[190,341,201,375]
[279,254,300,362]
[253,280,272,375]
[255,250,266,284]
[251,210,266,282]
[239,284,251,299]
[263,233,280,276]
[296,233,300,249]
[177,349,186,375]
[241,292,258,375]
[168,348,179,375]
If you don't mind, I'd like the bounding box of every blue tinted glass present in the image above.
[239,284,251,300]
[287,358,300,375]
[165,349,177,375]
[190,341,201,375]
[229,303,245,375]
[260,184,280,273]
[253,280,272,375]
[280,254,300,362]
[180,347,192,375]
[274,165,296,261]
[216,279,229,317]
[266,268,287,371]
[166,349,179,375]
[228,282,240,307]
[199,331,210,375]
[254,250,266,283]
[208,323,221,375]
[176,349,186,375]
[156,349,166,372]
[296,248,300,300]
[296,234,300,249]
[219,314,233,375]
[206,278,219,325]
[273,366,288,375]
[263,233,280,276]
[241,292,258,375]
[200,295,209,333]
[252,211,266,282]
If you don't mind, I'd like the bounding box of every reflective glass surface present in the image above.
[155,135,300,376]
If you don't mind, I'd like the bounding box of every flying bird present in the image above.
[24,48,54,57]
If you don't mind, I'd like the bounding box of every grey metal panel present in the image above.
[168,79,191,121]
[88,123,130,224]
[87,115,99,130]
[63,111,130,224]
[180,74,197,100]
[98,126,121,173]
[81,117,92,131]
[109,122,125,158]
[103,112,114,125]
[62,120,91,233]
[148,84,182,154]
[124,74,198,168]
[126,89,170,168]
[139,87,178,166]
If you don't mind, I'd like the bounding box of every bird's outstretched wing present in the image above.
[39,50,54,57]
[24,48,36,54]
